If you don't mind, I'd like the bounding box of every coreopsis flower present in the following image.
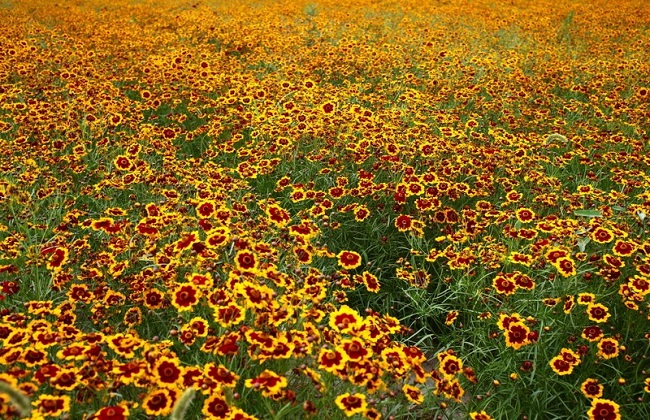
[402,384,424,404]
[265,203,291,227]
[174,231,200,252]
[580,378,604,399]
[545,247,569,264]
[577,293,596,305]
[353,205,370,222]
[188,273,213,289]
[563,295,576,314]
[602,254,625,268]
[236,281,274,309]
[445,310,459,326]
[171,284,201,312]
[196,200,216,218]
[356,271,380,292]
[33,394,70,417]
[597,337,620,359]
[318,347,348,372]
[549,355,576,375]
[582,326,604,342]
[234,250,259,272]
[470,411,494,420]
[292,245,313,264]
[335,393,367,417]
[51,368,79,391]
[245,370,287,397]
[395,214,413,232]
[213,303,246,328]
[329,305,363,334]
[205,227,230,249]
[113,155,133,171]
[510,252,534,266]
[90,405,130,420]
[612,240,636,257]
[515,207,536,223]
[45,247,69,272]
[105,333,143,359]
[504,322,532,350]
[113,361,146,385]
[186,317,209,337]
[505,190,522,203]
[549,348,581,376]
[142,388,176,416]
[493,274,516,295]
[591,227,615,244]
[340,337,372,361]
[587,303,611,323]
[204,363,240,388]
[497,313,524,331]
[559,348,581,365]
[438,353,463,379]
[337,250,362,270]
[441,378,465,402]
[587,398,620,420]
[553,257,577,277]
[153,356,184,387]
[628,275,650,296]
[143,289,165,310]
[202,393,231,419]
[514,273,535,290]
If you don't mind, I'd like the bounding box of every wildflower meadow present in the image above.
[0,0,649,419]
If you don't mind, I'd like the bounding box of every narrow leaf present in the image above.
[573,210,602,218]
[170,388,196,420]
[0,381,31,417]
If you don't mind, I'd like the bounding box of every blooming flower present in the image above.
[335,393,367,417]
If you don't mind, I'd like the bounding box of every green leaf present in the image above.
[0,381,31,417]
[170,388,196,420]
[573,210,602,218]
[577,237,590,253]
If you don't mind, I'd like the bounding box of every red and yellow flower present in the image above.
[403,384,424,404]
[337,250,362,270]
[470,411,494,420]
[612,240,636,257]
[504,321,532,350]
[580,378,604,399]
[265,203,291,227]
[587,303,611,323]
[549,348,581,376]
[591,227,615,244]
[153,356,184,387]
[245,370,287,397]
[234,250,259,272]
[329,305,363,334]
[587,398,620,420]
[90,404,130,420]
[318,348,348,372]
[142,388,176,416]
[202,393,231,419]
[438,353,463,379]
[553,257,577,277]
[33,394,71,417]
[335,393,367,417]
[171,284,201,312]
[597,337,620,359]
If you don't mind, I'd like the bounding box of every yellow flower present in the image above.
[335,393,367,417]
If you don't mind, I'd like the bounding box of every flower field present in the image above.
[1,0,649,418]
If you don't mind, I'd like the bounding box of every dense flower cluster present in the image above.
[0,0,649,419]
